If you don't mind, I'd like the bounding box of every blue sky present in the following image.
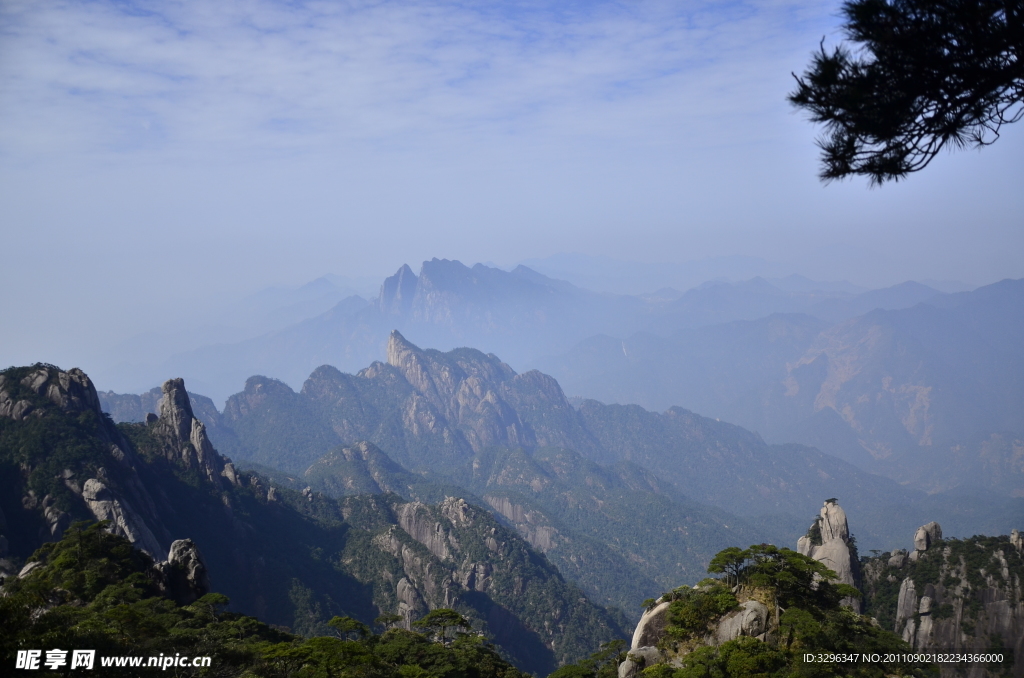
[2,0,1023,370]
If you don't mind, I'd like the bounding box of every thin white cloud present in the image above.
[0,0,838,162]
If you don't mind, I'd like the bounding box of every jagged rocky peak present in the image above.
[384,330,536,451]
[387,330,515,387]
[796,499,859,611]
[1,365,105,423]
[153,378,239,486]
[378,263,419,315]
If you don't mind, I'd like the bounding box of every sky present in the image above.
[2,0,1023,373]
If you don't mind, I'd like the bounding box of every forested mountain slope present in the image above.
[0,364,623,674]
[96,329,1022,616]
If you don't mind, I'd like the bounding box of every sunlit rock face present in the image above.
[797,499,860,612]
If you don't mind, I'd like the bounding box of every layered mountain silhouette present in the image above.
[145,259,950,405]
[101,330,1024,614]
[539,278,1024,495]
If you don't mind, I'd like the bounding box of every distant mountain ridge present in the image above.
[143,259,954,405]
[539,278,1024,495]
[206,331,909,520]
[102,331,1023,605]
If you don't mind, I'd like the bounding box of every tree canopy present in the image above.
[789,0,1024,185]
[0,522,528,678]
[553,543,931,678]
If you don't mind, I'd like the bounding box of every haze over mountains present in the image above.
[110,257,978,406]
[540,278,1024,495]
[99,330,1022,615]
[13,252,1023,669]
[105,332,788,614]
[94,258,1023,515]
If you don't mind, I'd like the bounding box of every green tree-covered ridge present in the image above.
[0,363,623,675]
[1,521,528,678]
[552,544,934,678]
[860,532,1024,643]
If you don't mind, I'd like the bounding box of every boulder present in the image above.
[913,522,942,551]
[715,600,769,644]
[618,646,663,678]
[1011,529,1022,554]
[887,549,908,568]
[154,539,211,605]
[618,657,639,678]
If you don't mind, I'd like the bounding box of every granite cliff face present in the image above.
[862,522,1024,677]
[342,494,623,673]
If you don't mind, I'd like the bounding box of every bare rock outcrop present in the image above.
[372,524,459,627]
[0,365,177,560]
[863,523,1024,676]
[153,378,238,486]
[631,600,672,650]
[1,367,136,461]
[796,499,860,611]
[83,478,167,561]
[887,549,908,568]
[618,645,663,678]
[914,521,943,552]
[395,502,454,561]
[396,576,426,628]
[154,539,211,605]
[620,586,777,678]
[715,600,769,644]
[484,495,561,552]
